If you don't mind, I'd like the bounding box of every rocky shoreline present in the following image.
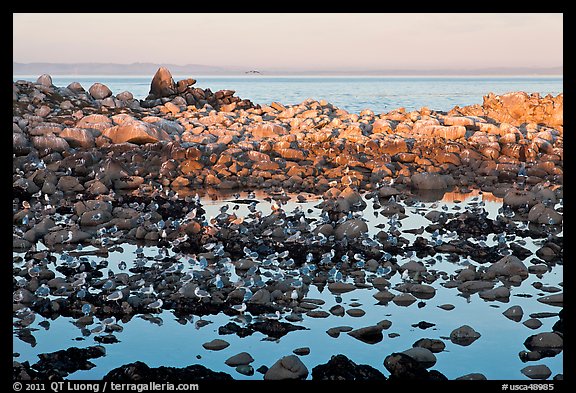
[13,68,563,381]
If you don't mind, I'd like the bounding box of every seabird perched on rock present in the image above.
[194,287,210,302]
[147,298,163,311]
[231,303,247,314]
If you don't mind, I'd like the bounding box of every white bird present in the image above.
[290,289,299,301]
[91,324,105,335]
[147,298,163,311]
[82,303,92,316]
[140,284,154,298]
[194,287,210,302]
[231,303,247,314]
[264,310,281,320]
[106,290,123,302]
[401,269,410,281]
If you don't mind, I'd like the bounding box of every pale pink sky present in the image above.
[13,13,563,71]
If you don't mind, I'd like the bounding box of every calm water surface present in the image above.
[13,190,563,380]
[13,75,563,113]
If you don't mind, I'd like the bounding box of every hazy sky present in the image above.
[13,13,563,71]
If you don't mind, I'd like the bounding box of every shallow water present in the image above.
[13,190,563,380]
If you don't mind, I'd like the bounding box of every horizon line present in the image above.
[13,73,564,79]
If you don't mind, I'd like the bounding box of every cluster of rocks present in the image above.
[12,69,563,381]
[143,66,256,112]
[13,346,106,380]
[14,68,562,202]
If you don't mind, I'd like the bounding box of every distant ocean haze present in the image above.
[12,74,563,114]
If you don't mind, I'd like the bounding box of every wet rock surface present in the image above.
[12,70,563,381]
[14,346,106,380]
[103,361,233,381]
[264,355,308,380]
[311,354,386,380]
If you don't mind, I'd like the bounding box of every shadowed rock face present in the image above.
[312,354,386,380]
[14,346,107,380]
[264,355,308,380]
[383,352,447,381]
[148,67,176,99]
[103,361,233,381]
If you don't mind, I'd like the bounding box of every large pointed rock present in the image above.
[149,67,176,98]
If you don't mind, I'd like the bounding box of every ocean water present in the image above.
[13,75,563,113]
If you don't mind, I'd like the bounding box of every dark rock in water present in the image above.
[411,321,436,330]
[455,373,487,380]
[487,255,528,279]
[524,332,563,357]
[347,325,384,344]
[225,352,254,366]
[293,347,310,356]
[236,365,254,376]
[312,354,386,380]
[529,312,558,319]
[329,304,345,316]
[413,338,445,353]
[307,310,330,318]
[202,339,229,351]
[523,318,543,330]
[326,326,353,338]
[392,293,417,306]
[552,309,563,334]
[264,355,308,380]
[537,293,563,307]
[450,325,481,346]
[401,347,437,369]
[521,364,552,380]
[256,365,269,374]
[346,308,365,317]
[149,67,176,98]
[94,334,120,344]
[327,282,356,294]
[250,319,307,339]
[32,346,106,379]
[383,352,447,381]
[503,305,524,322]
[218,322,254,337]
[103,361,233,381]
[519,350,543,362]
